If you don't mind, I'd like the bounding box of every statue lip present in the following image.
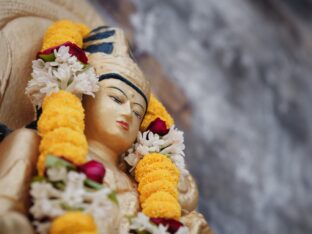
[116,120,129,131]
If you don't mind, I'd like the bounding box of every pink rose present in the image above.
[147,118,169,136]
[79,160,106,183]
[37,41,88,64]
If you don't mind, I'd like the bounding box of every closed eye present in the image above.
[133,111,142,120]
[109,96,122,104]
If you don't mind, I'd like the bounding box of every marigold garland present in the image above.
[135,155,179,183]
[135,153,181,219]
[138,169,179,189]
[37,91,87,175]
[39,127,87,153]
[142,200,181,220]
[139,179,178,204]
[142,191,177,207]
[42,90,84,112]
[41,20,90,51]
[38,106,84,134]
[140,94,174,132]
[50,212,97,234]
[37,143,87,175]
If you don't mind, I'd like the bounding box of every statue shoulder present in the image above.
[0,128,40,163]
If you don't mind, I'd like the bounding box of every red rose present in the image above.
[147,118,169,136]
[79,160,106,183]
[150,218,184,234]
[37,41,88,64]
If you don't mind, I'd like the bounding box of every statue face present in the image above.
[84,79,146,154]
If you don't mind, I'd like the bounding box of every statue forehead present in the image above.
[99,79,145,102]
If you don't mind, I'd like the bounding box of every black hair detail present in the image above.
[0,123,12,142]
[84,42,113,54]
[83,30,115,43]
[90,26,110,34]
[99,73,148,107]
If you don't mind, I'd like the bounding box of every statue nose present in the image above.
[121,101,132,121]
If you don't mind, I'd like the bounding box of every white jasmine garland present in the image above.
[129,212,189,234]
[30,167,118,234]
[25,45,99,106]
[124,126,188,176]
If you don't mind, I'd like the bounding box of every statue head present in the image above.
[83,27,150,155]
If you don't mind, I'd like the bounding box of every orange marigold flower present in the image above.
[142,200,181,219]
[37,106,84,135]
[42,91,83,113]
[37,143,87,175]
[138,169,179,192]
[39,127,87,153]
[76,23,91,37]
[135,154,179,183]
[50,212,97,234]
[142,191,177,209]
[41,20,90,50]
[139,180,178,204]
[140,94,174,132]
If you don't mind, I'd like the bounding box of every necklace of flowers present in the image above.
[123,117,188,177]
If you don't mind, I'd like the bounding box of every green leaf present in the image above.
[52,181,65,190]
[60,202,84,211]
[31,176,46,183]
[84,178,103,190]
[45,155,76,170]
[39,53,56,62]
[108,191,119,205]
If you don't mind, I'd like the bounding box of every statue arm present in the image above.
[0,128,40,233]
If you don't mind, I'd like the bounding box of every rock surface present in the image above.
[93,0,312,233]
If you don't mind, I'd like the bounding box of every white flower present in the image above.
[130,212,157,232]
[124,126,188,176]
[30,182,61,199]
[84,188,118,234]
[30,198,64,219]
[47,166,67,182]
[54,46,71,63]
[33,221,51,234]
[62,171,85,207]
[176,226,190,234]
[25,46,99,107]
[155,225,170,234]
[67,67,99,97]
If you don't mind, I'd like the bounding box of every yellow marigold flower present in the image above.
[38,106,84,135]
[142,200,181,219]
[142,191,177,209]
[135,154,179,183]
[39,127,87,153]
[139,180,178,203]
[42,91,83,114]
[37,143,87,175]
[138,169,178,192]
[50,212,97,234]
[42,34,82,51]
[76,23,91,37]
[140,94,174,132]
[41,20,88,50]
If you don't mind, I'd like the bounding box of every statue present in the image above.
[0,18,213,234]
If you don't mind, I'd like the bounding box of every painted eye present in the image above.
[133,111,142,120]
[110,96,122,104]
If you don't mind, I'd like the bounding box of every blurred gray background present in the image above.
[90,0,312,233]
